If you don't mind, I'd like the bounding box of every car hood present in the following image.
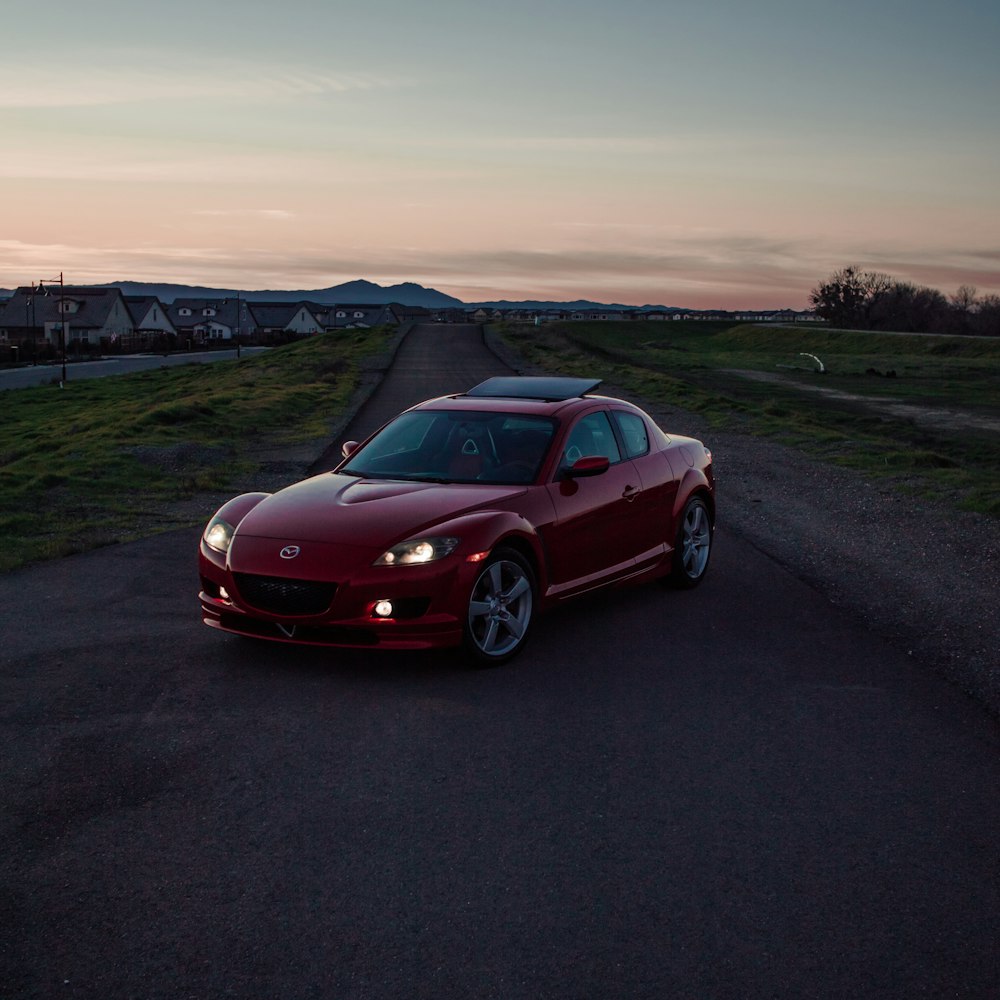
[234,473,526,544]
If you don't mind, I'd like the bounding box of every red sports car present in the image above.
[199,376,715,664]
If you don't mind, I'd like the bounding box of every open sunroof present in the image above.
[465,376,603,402]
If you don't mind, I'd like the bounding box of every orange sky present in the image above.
[3,1,998,308]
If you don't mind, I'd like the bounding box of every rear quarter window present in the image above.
[613,411,650,458]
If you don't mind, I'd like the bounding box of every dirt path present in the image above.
[722,368,1000,435]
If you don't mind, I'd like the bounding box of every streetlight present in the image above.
[29,282,38,364]
[38,271,67,384]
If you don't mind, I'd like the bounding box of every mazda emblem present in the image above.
[279,545,301,560]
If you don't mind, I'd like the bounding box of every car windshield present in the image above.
[342,410,557,485]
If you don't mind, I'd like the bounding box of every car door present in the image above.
[542,409,644,593]
[609,407,679,568]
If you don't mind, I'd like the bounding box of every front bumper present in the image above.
[198,539,472,650]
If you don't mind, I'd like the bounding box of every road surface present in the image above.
[1,325,997,999]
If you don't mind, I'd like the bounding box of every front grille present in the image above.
[233,573,337,616]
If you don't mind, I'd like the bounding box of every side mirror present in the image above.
[341,440,360,459]
[566,455,610,478]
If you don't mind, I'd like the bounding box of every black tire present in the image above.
[463,547,536,665]
[668,496,713,588]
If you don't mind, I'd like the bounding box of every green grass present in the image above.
[0,330,390,572]
[498,321,1000,515]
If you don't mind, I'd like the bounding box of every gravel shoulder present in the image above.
[485,327,1000,716]
[693,425,997,713]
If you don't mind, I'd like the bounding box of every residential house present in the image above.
[433,308,470,324]
[249,301,324,340]
[564,310,618,321]
[123,296,177,351]
[470,308,504,323]
[0,285,133,352]
[389,304,429,325]
[166,298,257,345]
[326,304,405,329]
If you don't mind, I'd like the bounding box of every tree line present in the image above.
[809,266,999,336]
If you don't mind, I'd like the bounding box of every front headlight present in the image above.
[204,515,236,554]
[374,536,460,566]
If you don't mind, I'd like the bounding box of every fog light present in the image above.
[373,600,393,618]
[219,586,230,601]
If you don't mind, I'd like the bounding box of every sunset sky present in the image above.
[3,0,998,308]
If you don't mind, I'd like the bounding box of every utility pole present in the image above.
[38,272,67,384]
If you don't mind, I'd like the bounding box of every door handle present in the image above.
[622,484,640,502]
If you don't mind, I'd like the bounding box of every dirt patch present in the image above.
[723,369,1000,435]
[122,442,231,473]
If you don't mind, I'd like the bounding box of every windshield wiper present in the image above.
[405,473,452,483]
[340,470,453,484]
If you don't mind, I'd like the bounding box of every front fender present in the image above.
[416,508,541,558]
[213,492,271,527]
[200,493,271,570]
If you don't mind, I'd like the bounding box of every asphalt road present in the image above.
[2,326,998,1000]
[0,348,270,391]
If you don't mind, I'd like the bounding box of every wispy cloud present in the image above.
[191,209,295,221]
[3,237,997,309]
[0,143,466,185]
[0,55,408,109]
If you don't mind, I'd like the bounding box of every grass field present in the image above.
[0,329,391,573]
[2,320,997,575]
[497,321,1000,515]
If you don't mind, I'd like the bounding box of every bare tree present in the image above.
[951,285,979,312]
[972,294,1000,336]
[810,266,894,328]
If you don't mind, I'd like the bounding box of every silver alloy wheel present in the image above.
[467,556,534,659]
[679,499,711,579]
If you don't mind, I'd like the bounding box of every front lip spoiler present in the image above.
[210,611,380,646]
[200,598,462,651]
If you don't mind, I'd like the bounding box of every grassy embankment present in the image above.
[498,321,1000,515]
[0,329,391,573]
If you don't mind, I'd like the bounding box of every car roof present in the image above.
[409,377,611,419]
[464,376,603,401]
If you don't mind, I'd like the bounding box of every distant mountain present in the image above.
[468,299,678,312]
[101,279,464,308]
[0,279,718,313]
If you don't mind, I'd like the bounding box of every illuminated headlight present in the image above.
[204,515,236,554]
[374,536,460,566]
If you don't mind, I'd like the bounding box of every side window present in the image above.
[613,411,649,458]
[563,411,622,466]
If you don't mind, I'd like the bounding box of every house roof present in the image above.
[124,296,160,323]
[328,304,400,327]
[0,285,126,330]
[249,301,321,328]
[167,298,256,331]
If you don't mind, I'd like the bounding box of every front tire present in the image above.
[669,496,712,588]
[463,548,536,665]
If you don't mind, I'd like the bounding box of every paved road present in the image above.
[0,348,270,391]
[2,326,998,999]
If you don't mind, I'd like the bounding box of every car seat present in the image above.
[447,423,491,480]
